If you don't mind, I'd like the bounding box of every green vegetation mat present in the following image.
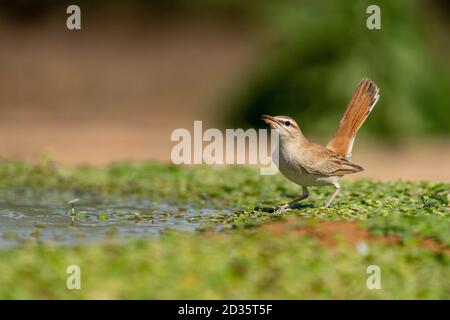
[0,160,448,299]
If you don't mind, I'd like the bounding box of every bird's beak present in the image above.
[261,115,280,127]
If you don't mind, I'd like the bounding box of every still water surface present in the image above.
[0,191,221,248]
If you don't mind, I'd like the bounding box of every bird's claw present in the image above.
[273,204,291,215]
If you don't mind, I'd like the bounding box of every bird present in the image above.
[261,78,380,213]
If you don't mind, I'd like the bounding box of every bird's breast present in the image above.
[277,145,335,187]
[277,146,308,185]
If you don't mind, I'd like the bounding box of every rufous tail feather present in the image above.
[327,78,380,160]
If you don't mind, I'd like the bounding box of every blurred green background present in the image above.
[0,0,449,178]
[1,0,448,139]
[224,0,450,140]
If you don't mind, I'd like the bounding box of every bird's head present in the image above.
[261,115,302,141]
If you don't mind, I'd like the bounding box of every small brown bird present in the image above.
[262,78,380,213]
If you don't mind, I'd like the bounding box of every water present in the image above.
[0,191,222,248]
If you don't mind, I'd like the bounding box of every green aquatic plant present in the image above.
[0,161,448,299]
[68,198,79,225]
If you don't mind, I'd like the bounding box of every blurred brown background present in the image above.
[0,18,255,162]
[0,0,449,181]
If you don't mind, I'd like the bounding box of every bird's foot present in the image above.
[273,204,291,215]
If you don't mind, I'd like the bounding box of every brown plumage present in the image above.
[261,78,380,211]
[300,143,364,176]
[327,78,380,160]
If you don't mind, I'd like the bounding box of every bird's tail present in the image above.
[326,78,380,160]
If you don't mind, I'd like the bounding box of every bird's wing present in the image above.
[300,143,364,176]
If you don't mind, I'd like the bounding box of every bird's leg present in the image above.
[274,187,309,215]
[288,186,309,206]
[324,184,340,208]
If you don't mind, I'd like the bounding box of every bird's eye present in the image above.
[284,120,291,127]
